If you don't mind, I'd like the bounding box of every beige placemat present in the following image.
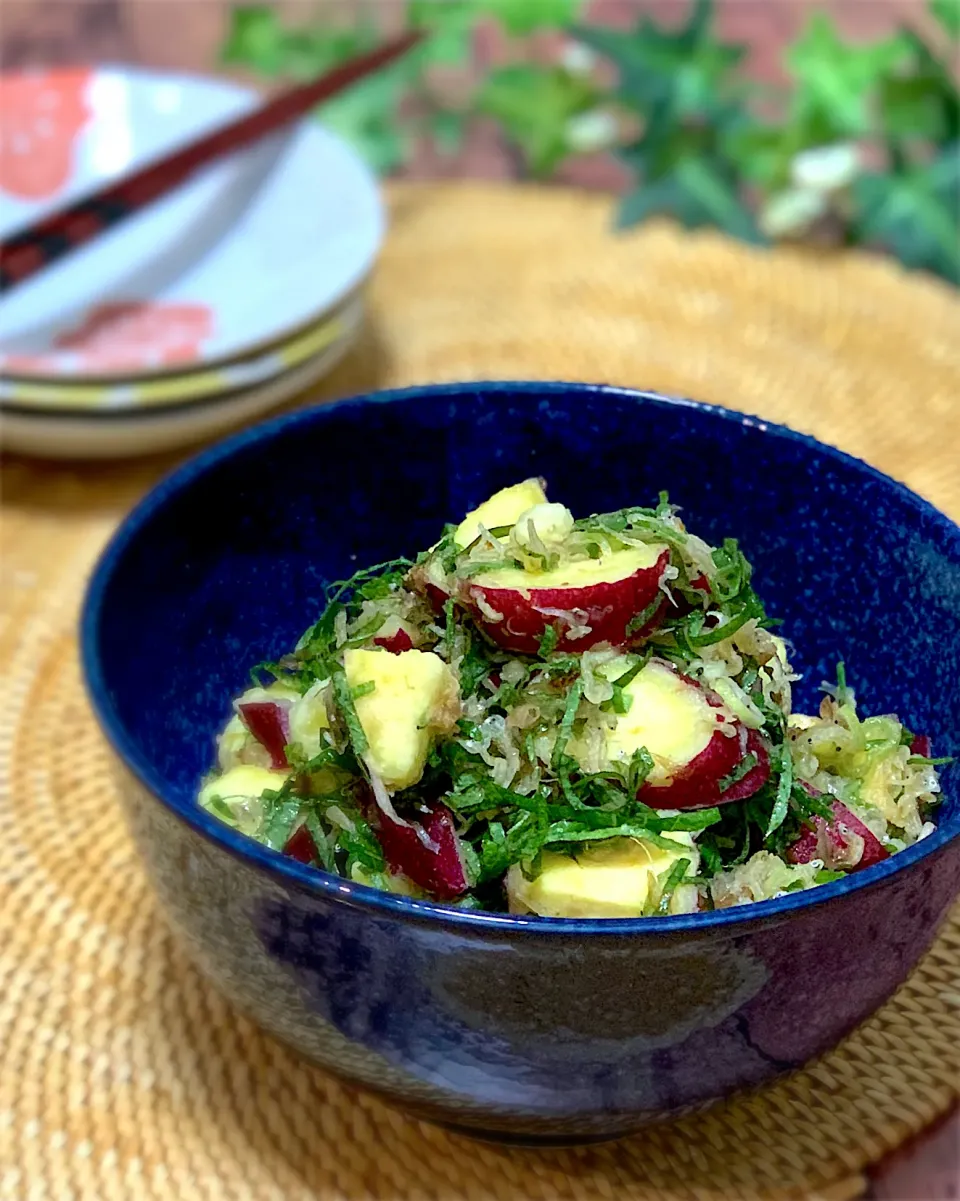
[2,182,959,1201]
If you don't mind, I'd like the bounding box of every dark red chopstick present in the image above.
[0,31,423,293]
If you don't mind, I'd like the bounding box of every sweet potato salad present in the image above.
[198,480,947,917]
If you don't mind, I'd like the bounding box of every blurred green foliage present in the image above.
[221,0,602,175]
[221,0,960,284]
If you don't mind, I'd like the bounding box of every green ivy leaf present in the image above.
[930,0,960,37]
[880,29,960,148]
[787,12,911,137]
[617,177,684,229]
[722,103,849,190]
[722,122,793,188]
[316,70,411,174]
[573,0,745,120]
[478,0,582,35]
[408,0,583,63]
[880,70,958,143]
[220,6,415,174]
[285,26,382,81]
[220,4,288,75]
[476,64,598,176]
[617,106,761,243]
[852,145,960,283]
[408,0,480,65]
[620,95,743,167]
[430,109,468,157]
[617,158,761,242]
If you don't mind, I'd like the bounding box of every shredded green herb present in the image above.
[330,666,369,758]
[199,485,947,917]
[765,745,793,838]
[656,857,692,914]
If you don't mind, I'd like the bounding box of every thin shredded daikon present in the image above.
[710,677,766,729]
[326,805,356,833]
[474,594,505,623]
[365,761,411,828]
[533,606,592,641]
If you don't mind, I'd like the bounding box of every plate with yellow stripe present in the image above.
[0,299,353,411]
[0,295,363,458]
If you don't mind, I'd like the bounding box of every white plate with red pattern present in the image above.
[0,66,383,383]
[0,293,364,458]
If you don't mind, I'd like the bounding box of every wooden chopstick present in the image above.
[0,31,423,293]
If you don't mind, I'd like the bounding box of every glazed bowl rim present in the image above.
[80,380,960,936]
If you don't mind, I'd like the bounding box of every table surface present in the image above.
[2,181,959,1201]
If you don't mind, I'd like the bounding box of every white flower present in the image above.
[565,109,619,154]
[791,143,860,193]
[561,42,598,75]
[759,187,828,239]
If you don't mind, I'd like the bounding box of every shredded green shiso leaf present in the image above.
[199,489,947,915]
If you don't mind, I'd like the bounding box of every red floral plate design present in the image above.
[0,68,93,201]
[5,302,215,375]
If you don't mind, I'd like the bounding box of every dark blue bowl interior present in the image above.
[90,384,960,847]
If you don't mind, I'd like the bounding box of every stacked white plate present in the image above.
[0,66,384,458]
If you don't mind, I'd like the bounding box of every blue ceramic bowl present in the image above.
[81,382,960,1144]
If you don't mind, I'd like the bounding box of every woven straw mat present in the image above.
[2,183,959,1201]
